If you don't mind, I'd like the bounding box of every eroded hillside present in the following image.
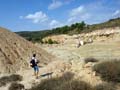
[0,27,56,74]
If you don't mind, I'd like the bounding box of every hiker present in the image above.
[80,40,84,46]
[30,54,39,79]
[76,38,84,48]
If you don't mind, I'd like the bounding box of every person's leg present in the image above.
[33,67,36,76]
[36,66,39,78]
[34,66,39,79]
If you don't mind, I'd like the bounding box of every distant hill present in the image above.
[16,17,120,43]
[85,17,120,33]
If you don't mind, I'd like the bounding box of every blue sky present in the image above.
[0,0,120,32]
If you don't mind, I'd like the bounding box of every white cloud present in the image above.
[70,5,84,16]
[48,0,75,10]
[48,0,63,10]
[113,10,120,16]
[49,20,62,28]
[23,11,48,23]
[68,5,91,24]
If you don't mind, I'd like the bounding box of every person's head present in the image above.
[33,54,36,57]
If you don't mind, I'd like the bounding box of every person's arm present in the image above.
[30,62,32,66]
[30,60,33,67]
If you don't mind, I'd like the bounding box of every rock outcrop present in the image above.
[0,27,55,73]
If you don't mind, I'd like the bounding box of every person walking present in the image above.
[30,54,39,79]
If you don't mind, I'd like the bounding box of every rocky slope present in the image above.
[42,27,120,46]
[0,27,56,74]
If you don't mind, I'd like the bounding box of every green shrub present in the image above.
[94,82,116,90]
[84,58,98,63]
[48,38,54,44]
[0,74,23,87]
[93,60,120,82]
[17,18,120,43]
[9,82,24,90]
[53,40,59,44]
[43,39,59,44]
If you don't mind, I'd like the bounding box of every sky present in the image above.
[0,0,120,32]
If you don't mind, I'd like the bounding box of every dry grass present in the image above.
[29,72,93,90]
[93,60,120,82]
[76,42,120,60]
[0,74,23,87]
[9,82,24,90]
[94,82,116,90]
[28,71,117,90]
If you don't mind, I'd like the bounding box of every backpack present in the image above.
[30,59,36,68]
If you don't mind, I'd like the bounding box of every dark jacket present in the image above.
[30,59,37,67]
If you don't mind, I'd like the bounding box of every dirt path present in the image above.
[3,41,118,89]
[17,60,71,89]
[17,60,102,90]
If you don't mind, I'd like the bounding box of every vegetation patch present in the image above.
[93,60,120,82]
[94,82,116,90]
[0,74,23,87]
[57,80,93,90]
[84,58,98,63]
[43,38,59,44]
[28,72,94,90]
[9,82,24,90]
[16,18,120,43]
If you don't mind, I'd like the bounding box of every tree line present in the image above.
[16,17,120,43]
